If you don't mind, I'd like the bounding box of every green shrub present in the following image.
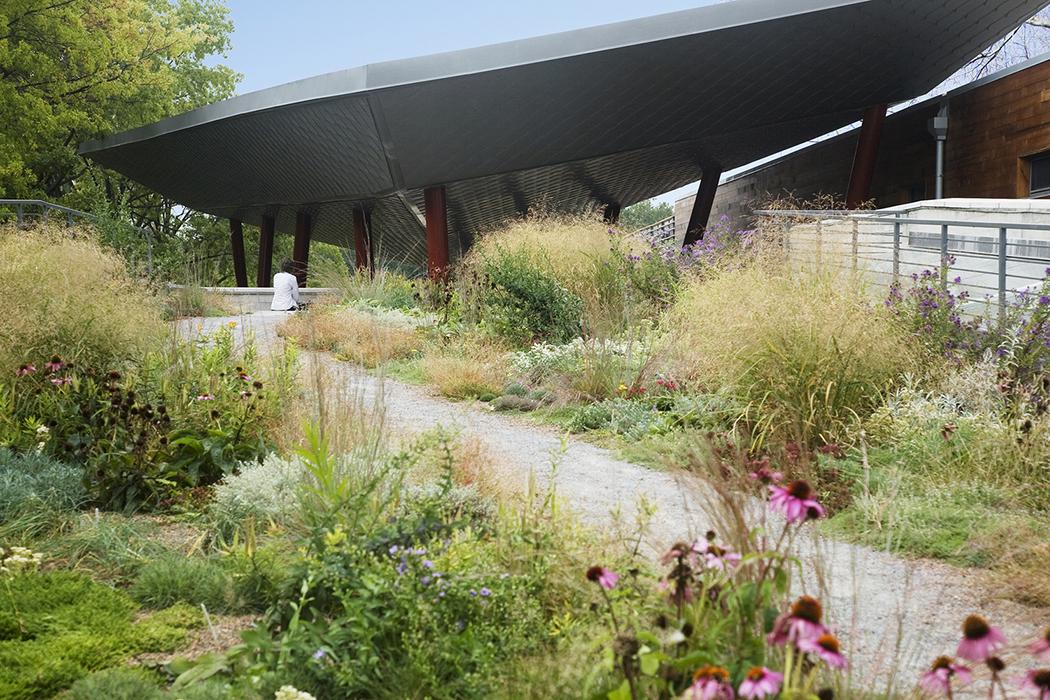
[65,667,164,700]
[5,324,297,512]
[0,448,85,520]
[0,572,197,699]
[131,554,236,612]
[476,248,583,346]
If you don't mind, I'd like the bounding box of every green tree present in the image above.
[0,0,239,202]
[619,199,673,232]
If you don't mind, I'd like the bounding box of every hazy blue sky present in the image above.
[223,0,719,94]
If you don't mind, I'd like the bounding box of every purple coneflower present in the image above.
[1031,627,1050,662]
[738,667,782,699]
[16,363,35,377]
[585,565,619,590]
[769,595,827,646]
[748,460,783,485]
[956,615,1006,662]
[919,657,972,696]
[44,356,64,373]
[770,480,825,523]
[698,542,742,572]
[196,393,214,401]
[690,666,735,700]
[1021,670,1050,699]
[661,541,693,566]
[49,376,72,386]
[799,633,848,669]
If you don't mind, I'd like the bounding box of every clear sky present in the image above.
[221,0,726,207]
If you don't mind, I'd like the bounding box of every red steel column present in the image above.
[846,104,888,208]
[292,211,312,287]
[352,206,374,276]
[424,186,450,280]
[230,219,248,287]
[256,215,275,287]
[683,164,723,246]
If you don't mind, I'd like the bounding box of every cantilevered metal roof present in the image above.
[80,0,1047,268]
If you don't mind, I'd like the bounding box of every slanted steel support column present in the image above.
[603,203,621,225]
[292,211,312,287]
[683,165,723,246]
[256,215,275,287]
[424,186,450,280]
[230,219,248,287]
[352,206,374,276]
[846,104,888,208]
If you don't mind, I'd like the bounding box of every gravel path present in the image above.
[187,312,1048,688]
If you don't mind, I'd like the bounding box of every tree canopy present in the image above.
[619,199,673,233]
[0,0,239,200]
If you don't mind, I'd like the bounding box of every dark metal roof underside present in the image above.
[80,0,1046,266]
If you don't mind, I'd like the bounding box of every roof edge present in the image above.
[79,0,867,155]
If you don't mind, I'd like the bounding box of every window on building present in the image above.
[1029,152,1050,197]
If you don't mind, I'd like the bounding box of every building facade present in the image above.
[677,54,1050,229]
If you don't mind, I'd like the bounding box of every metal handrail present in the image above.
[0,199,94,227]
[0,199,155,275]
[754,207,1050,323]
[754,209,1050,233]
[636,215,676,244]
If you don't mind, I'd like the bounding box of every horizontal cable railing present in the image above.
[754,208,1050,321]
[635,215,676,245]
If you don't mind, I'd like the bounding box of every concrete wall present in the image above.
[169,286,341,314]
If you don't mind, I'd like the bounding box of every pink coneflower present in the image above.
[49,376,72,386]
[770,480,826,523]
[799,633,848,669]
[16,363,35,377]
[1021,670,1050,699]
[1031,627,1050,662]
[238,372,253,382]
[196,393,215,401]
[661,541,693,566]
[748,462,783,485]
[768,596,827,646]
[585,566,619,590]
[690,666,735,700]
[956,615,1006,662]
[698,543,742,572]
[44,356,64,373]
[738,667,782,699]
[919,657,972,696]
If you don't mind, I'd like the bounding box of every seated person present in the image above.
[271,260,301,311]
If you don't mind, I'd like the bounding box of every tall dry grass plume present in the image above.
[277,305,422,367]
[0,224,163,374]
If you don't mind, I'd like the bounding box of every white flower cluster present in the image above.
[35,424,49,453]
[275,685,316,700]
[509,337,649,378]
[0,546,43,576]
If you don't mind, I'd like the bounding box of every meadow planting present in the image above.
[1,219,1049,700]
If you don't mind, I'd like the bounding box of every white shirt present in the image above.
[271,271,301,311]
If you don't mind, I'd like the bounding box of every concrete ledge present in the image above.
[168,285,341,313]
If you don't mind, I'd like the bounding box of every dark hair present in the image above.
[280,259,295,274]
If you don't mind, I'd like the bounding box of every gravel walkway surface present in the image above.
[186,312,1048,688]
